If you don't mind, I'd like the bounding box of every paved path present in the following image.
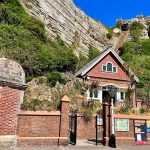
[17,145,150,150]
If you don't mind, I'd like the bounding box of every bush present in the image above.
[76,52,88,70]
[21,99,52,111]
[140,107,146,114]
[0,0,78,80]
[88,45,100,61]
[21,98,42,111]
[47,72,67,87]
[130,21,145,31]
[106,27,113,39]
[116,21,122,29]
[81,108,93,122]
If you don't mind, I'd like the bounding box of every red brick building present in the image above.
[76,47,139,107]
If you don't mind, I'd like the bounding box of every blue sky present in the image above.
[73,0,150,27]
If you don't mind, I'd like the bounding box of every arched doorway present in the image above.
[102,85,118,106]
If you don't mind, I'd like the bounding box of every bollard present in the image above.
[108,134,116,148]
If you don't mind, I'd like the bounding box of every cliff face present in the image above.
[21,0,111,55]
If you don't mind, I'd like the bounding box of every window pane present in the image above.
[113,67,117,72]
[90,90,93,98]
[103,65,106,71]
[107,63,112,71]
[94,90,98,98]
[121,92,124,99]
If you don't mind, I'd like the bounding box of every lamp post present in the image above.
[108,86,116,135]
[108,85,117,148]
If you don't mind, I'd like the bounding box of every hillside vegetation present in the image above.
[120,21,150,100]
[0,0,101,81]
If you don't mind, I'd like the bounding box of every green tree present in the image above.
[88,45,100,61]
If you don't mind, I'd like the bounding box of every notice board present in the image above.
[134,120,147,144]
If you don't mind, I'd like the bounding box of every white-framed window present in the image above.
[102,62,117,73]
[89,90,98,99]
[120,91,126,100]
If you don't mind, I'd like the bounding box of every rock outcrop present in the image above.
[21,0,112,55]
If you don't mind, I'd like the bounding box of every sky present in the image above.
[73,0,150,27]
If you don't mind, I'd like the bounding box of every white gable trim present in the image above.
[81,47,123,76]
[78,47,139,82]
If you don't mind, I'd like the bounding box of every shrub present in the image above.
[106,27,113,39]
[76,52,88,70]
[88,45,100,61]
[81,108,93,122]
[140,107,146,114]
[130,21,145,31]
[47,72,67,87]
[21,98,42,111]
[116,21,122,29]
[0,0,78,79]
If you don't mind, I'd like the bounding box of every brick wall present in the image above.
[17,96,70,147]
[0,86,21,135]
[17,111,65,147]
[114,114,150,145]
[17,112,60,137]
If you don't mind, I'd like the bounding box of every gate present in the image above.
[70,114,77,145]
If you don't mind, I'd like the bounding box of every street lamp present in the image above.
[108,85,117,148]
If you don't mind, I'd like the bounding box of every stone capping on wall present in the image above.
[17,137,68,140]
[18,111,61,116]
[114,114,150,120]
[0,80,27,90]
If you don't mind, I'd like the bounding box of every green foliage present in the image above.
[106,27,113,39]
[116,21,122,29]
[129,21,145,42]
[21,99,56,111]
[130,21,145,31]
[0,0,78,80]
[74,79,84,95]
[76,52,88,70]
[130,30,142,42]
[120,39,150,100]
[21,98,42,111]
[81,108,93,122]
[47,72,67,87]
[88,45,100,61]
[140,107,146,114]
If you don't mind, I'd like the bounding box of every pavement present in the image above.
[16,139,150,150]
[16,145,150,150]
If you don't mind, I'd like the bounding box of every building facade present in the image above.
[76,47,139,107]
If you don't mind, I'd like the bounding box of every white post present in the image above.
[111,98,114,134]
[116,91,121,102]
[98,90,103,103]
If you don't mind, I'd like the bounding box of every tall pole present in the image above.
[111,98,114,134]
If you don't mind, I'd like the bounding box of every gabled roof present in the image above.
[75,47,139,82]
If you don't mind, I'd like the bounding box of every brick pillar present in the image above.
[60,95,70,145]
[102,99,112,145]
[0,58,27,149]
[131,89,136,108]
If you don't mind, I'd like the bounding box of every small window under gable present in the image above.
[113,67,117,73]
[102,65,106,71]
[102,62,117,73]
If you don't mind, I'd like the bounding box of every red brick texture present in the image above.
[17,114,60,137]
[17,98,70,147]
[17,112,69,147]
[114,114,150,145]
[0,86,21,135]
